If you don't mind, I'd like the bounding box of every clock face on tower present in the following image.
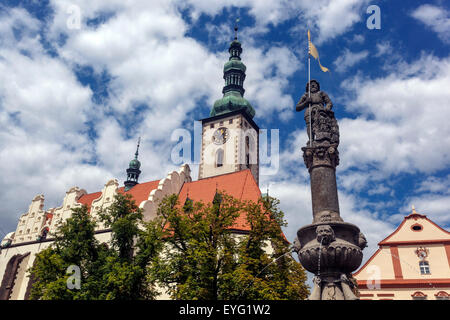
[212,127,229,145]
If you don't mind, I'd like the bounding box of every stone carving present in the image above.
[295,80,366,300]
[340,274,358,300]
[309,276,322,300]
[308,274,358,301]
[302,143,340,170]
[316,225,335,246]
[317,211,343,223]
[356,232,368,249]
[292,237,302,253]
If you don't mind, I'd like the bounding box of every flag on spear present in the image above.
[308,30,330,73]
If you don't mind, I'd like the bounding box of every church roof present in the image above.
[75,169,280,236]
[77,191,102,211]
[77,179,160,210]
[178,169,261,232]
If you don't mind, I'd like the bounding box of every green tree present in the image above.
[28,205,108,300]
[154,192,309,300]
[28,193,163,300]
[98,193,163,299]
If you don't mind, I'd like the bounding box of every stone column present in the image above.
[294,84,367,300]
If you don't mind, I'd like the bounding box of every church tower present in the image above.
[198,26,259,185]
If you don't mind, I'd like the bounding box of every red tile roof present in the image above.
[75,170,284,237]
[77,191,102,210]
[77,180,160,210]
[178,169,261,232]
[118,180,160,206]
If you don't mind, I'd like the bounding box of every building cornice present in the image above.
[3,229,112,249]
[357,278,450,289]
[200,108,259,131]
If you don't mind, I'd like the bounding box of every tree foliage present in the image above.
[28,191,309,300]
[28,193,163,300]
[154,192,309,300]
[28,205,108,299]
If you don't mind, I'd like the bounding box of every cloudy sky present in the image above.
[0,0,449,275]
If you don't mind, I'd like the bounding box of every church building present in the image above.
[354,207,450,300]
[0,33,264,300]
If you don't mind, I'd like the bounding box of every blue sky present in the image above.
[0,0,449,273]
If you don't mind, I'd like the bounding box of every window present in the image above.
[229,119,233,124]
[216,149,224,168]
[210,123,214,129]
[245,136,252,168]
[419,261,431,275]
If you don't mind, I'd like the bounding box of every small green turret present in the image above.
[124,137,142,191]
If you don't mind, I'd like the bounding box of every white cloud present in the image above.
[350,34,365,44]
[401,195,450,228]
[340,53,450,175]
[416,174,450,194]
[294,0,370,44]
[0,0,306,235]
[374,41,392,57]
[411,4,450,44]
[180,0,369,43]
[244,46,301,122]
[333,48,369,73]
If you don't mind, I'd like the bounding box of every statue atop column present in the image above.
[296,80,337,143]
[294,80,366,300]
[296,80,340,169]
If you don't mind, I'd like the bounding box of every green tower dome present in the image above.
[129,158,141,170]
[210,35,255,119]
[212,91,255,118]
[223,59,246,73]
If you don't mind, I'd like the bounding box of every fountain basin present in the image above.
[297,221,364,274]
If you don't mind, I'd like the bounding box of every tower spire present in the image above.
[210,21,255,119]
[135,136,141,159]
[124,137,142,191]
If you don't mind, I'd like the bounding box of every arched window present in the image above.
[419,261,431,275]
[245,136,250,167]
[216,149,224,168]
[0,252,31,300]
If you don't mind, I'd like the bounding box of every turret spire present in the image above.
[135,136,141,159]
[124,137,142,191]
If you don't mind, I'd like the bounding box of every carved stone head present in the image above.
[316,225,335,246]
[292,237,302,253]
[356,232,367,249]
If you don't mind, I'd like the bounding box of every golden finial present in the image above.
[412,205,416,214]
